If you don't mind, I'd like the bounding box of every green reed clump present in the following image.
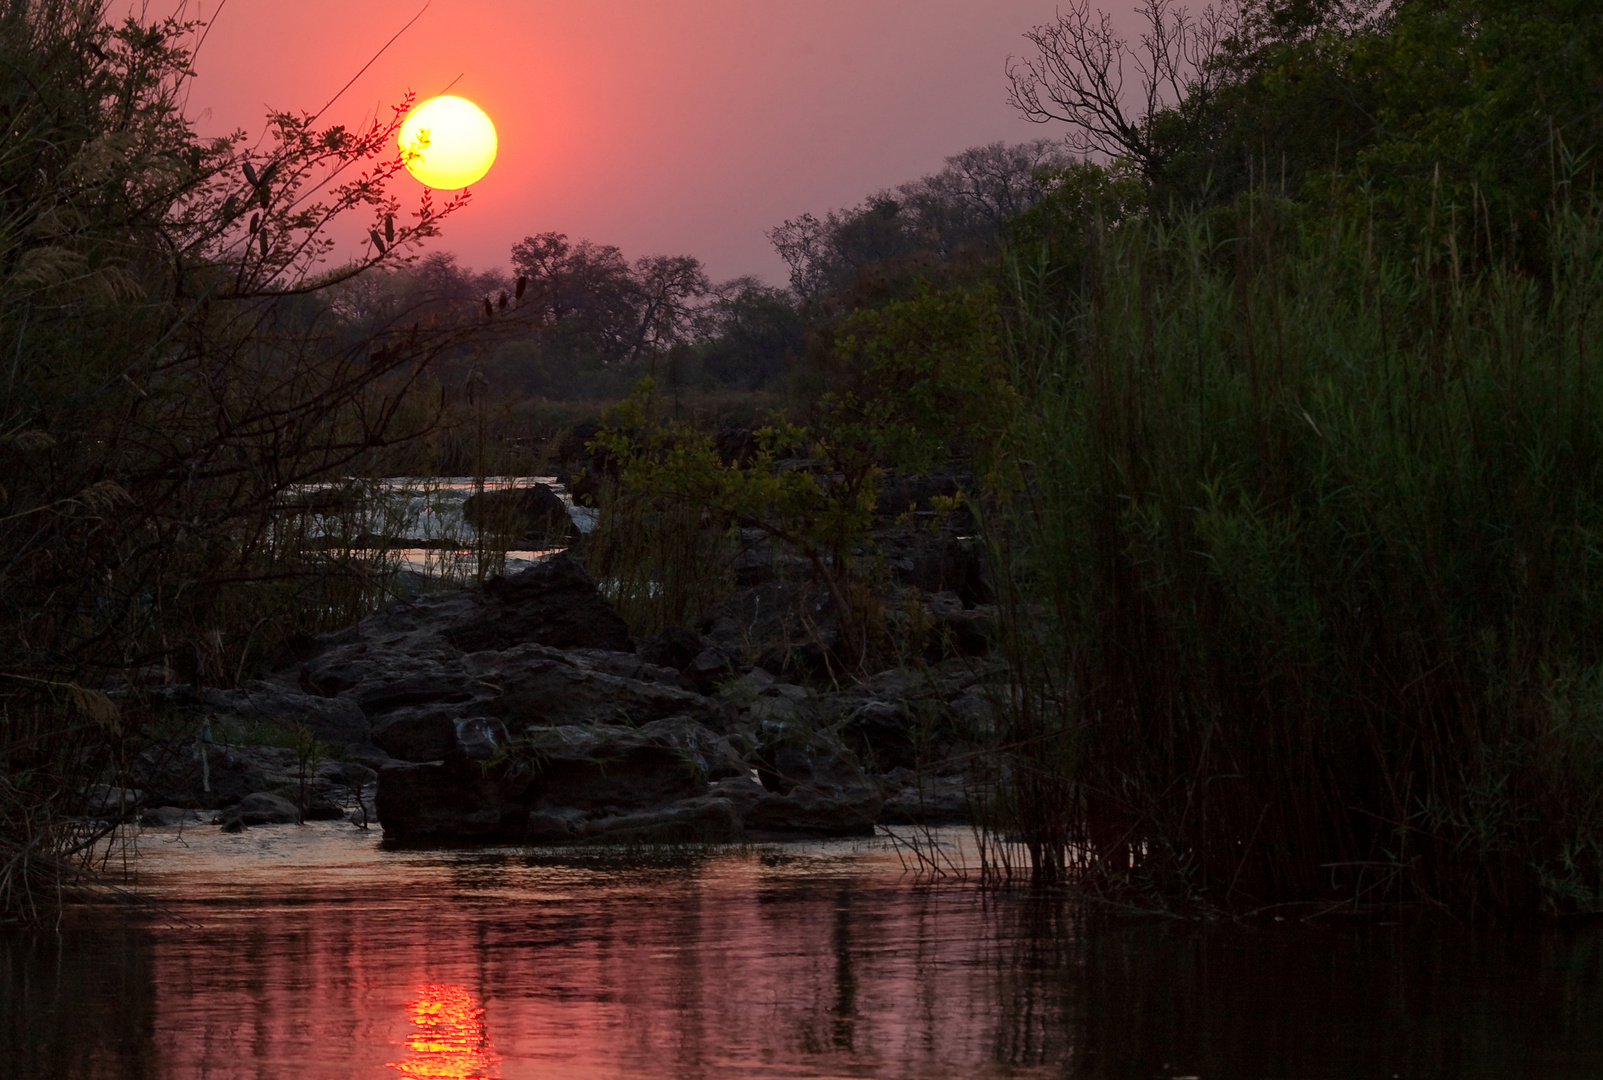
[988,194,1603,917]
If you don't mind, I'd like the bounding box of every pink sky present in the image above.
[173,0,1099,284]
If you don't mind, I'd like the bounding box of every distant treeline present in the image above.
[317,137,1073,409]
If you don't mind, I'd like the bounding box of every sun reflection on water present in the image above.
[388,984,499,1080]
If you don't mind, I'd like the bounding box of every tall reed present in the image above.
[581,474,737,638]
[987,195,1603,917]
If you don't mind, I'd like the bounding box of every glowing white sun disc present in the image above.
[398,95,497,189]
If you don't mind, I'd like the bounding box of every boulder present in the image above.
[445,554,630,653]
[216,792,300,830]
[371,703,472,762]
[578,797,744,843]
[352,669,491,716]
[483,646,723,729]
[203,682,371,748]
[564,648,698,692]
[521,719,744,813]
[462,484,578,545]
[299,554,630,674]
[878,768,970,825]
[684,647,736,692]
[747,724,882,837]
[375,760,531,841]
[132,744,269,809]
[839,699,920,773]
[637,626,704,672]
[373,716,748,843]
[72,784,143,818]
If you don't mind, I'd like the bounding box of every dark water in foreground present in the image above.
[4,826,1603,1079]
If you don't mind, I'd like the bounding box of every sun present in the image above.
[398,95,497,189]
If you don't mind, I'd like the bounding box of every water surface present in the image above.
[4,824,1603,1079]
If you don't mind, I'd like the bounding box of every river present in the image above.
[4,824,1602,1078]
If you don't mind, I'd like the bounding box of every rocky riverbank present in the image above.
[112,552,997,843]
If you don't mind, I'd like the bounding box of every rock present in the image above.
[564,648,697,692]
[924,593,994,657]
[374,715,748,842]
[446,554,630,653]
[718,667,775,704]
[300,637,469,700]
[371,703,470,762]
[203,682,371,748]
[376,760,530,841]
[332,761,379,788]
[579,798,744,843]
[300,554,630,676]
[453,717,511,762]
[878,768,970,825]
[684,647,736,692]
[877,471,963,516]
[946,685,997,736]
[73,784,142,818]
[525,808,583,843]
[747,725,883,837]
[132,744,269,809]
[462,484,578,545]
[635,626,703,673]
[216,792,300,829]
[521,719,743,814]
[482,646,724,729]
[353,669,490,716]
[343,744,408,773]
[840,699,920,772]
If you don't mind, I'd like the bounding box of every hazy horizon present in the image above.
[173,0,1129,283]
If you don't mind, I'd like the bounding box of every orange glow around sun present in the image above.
[398,95,498,190]
[387,983,500,1080]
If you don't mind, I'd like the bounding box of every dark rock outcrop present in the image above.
[129,538,1001,842]
[375,760,528,840]
[217,792,300,831]
[462,484,578,545]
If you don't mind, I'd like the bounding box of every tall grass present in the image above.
[986,194,1603,917]
[581,474,737,638]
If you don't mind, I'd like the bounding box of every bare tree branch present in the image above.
[1007,0,1238,176]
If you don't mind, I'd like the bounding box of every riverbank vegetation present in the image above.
[0,0,481,916]
[585,0,1603,918]
[983,0,1603,916]
[5,0,1603,921]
